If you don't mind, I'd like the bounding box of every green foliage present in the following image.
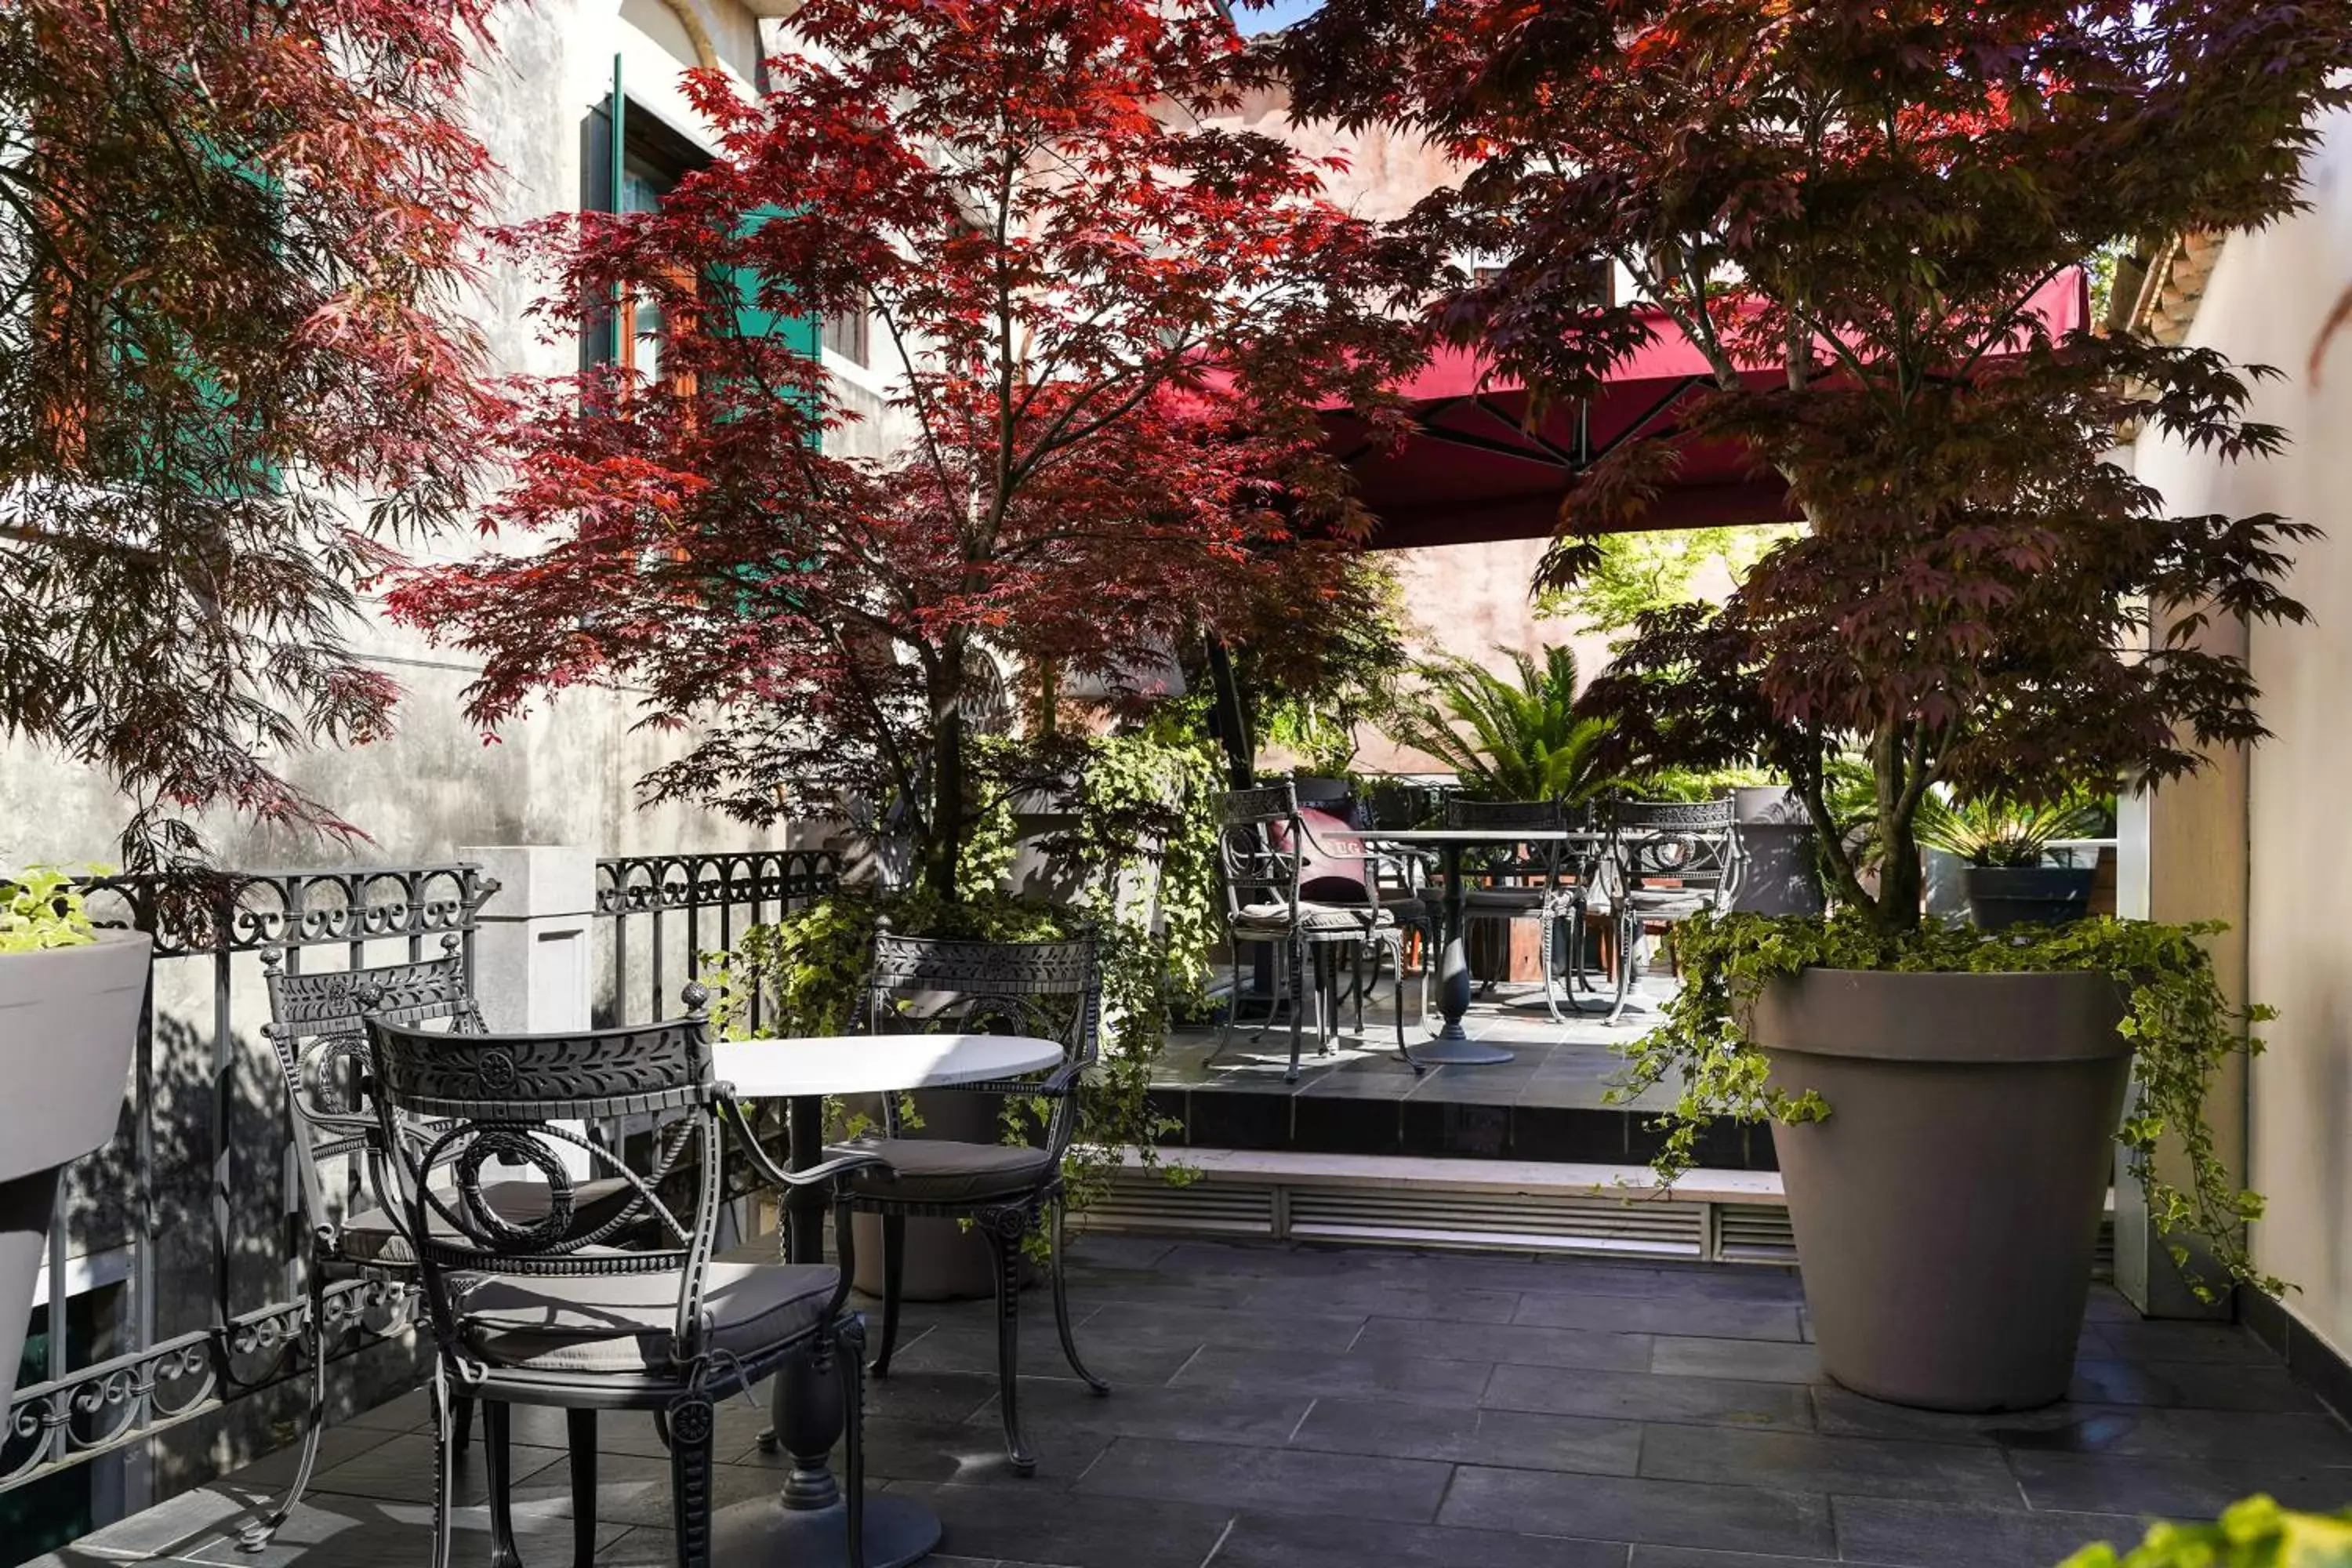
[1236,553,1414,776]
[1382,644,1621,802]
[713,731,1222,1243]
[0,868,100,954]
[1615,909,2281,1301]
[1628,766,1777,803]
[2061,1496,2352,1568]
[1540,526,1799,637]
[1915,793,2107,869]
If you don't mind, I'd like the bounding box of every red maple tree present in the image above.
[1277,0,2351,933]
[391,0,1420,901]
[0,0,498,869]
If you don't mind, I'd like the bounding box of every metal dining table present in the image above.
[1354,826,1613,1063]
[706,1031,1065,1568]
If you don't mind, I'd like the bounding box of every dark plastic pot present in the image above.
[1730,786,1825,916]
[0,932,151,1389]
[1754,967,2129,1411]
[1964,865,2096,931]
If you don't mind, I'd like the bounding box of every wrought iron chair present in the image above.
[1214,782,1419,1083]
[248,937,601,1560]
[1602,798,1746,1025]
[1445,798,1602,1023]
[364,988,887,1568]
[838,930,1106,1475]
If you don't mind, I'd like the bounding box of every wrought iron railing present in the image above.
[592,849,839,1031]
[3,866,492,1496]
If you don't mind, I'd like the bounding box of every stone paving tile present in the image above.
[1075,1300,1369,1354]
[1170,1344,1496,1406]
[1352,1314,1654,1371]
[2065,1354,2325,1412]
[1208,1509,1630,1568]
[303,1432,568,1507]
[2001,1446,2352,1517]
[1631,1549,1838,1568]
[969,1377,1311,1448]
[881,1319,1203,1385]
[1635,1424,2020,1504]
[1485,1363,1817,1432]
[1650,1336,1827,1384]
[1075,1435,1452,1523]
[1287,1396,1642,1474]
[1514,1290,1805,1341]
[1439,1465,1836,1557]
[887,1479,1232,1568]
[1830,1497,2152,1568]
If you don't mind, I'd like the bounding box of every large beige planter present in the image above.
[0,932,151,1387]
[1754,967,2129,1411]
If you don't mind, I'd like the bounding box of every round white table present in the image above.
[709,1033,1065,1568]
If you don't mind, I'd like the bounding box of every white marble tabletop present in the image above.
[711,1033,1063,1099]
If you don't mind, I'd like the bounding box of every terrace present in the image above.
[31,1232,2351,1568]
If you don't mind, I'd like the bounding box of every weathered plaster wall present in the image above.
[2132,107,2352,1359]
[0,0,817,872]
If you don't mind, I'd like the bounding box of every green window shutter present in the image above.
[720,205,822,361]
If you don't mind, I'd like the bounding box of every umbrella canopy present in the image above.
[1333,272,2090,550]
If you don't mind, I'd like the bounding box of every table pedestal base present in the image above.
[1414,930,1514,1066]
[710,1491,941,1568]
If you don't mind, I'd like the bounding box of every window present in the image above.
[578,89,708,377]
[822,307,869,368]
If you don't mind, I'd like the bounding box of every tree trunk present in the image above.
[924,644,968,903]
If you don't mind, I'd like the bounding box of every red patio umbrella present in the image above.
[1332,271,2090,550]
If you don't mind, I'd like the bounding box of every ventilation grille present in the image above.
[1287,1187,1705,1259]
[1091,1178,1277,1238]
[1717,1203,1799,1264]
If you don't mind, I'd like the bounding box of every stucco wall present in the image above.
[0,0,821,872]
[2132,108,2352,1361]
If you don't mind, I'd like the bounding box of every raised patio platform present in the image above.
[1152,975,1779,1170]
[36,1236,2352,1568]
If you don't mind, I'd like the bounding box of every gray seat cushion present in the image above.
[1624,887,1715,919]
[836,1138,1055,1203]
[1232,901,1393,935]
[1378,895,1432,925]
[458,1261,837,1374]
[1461,887,1577,912]
[341,1175,640,1266]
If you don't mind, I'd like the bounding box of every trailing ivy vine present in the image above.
[710,731,1222,1247]
[1613,910,2281,1298]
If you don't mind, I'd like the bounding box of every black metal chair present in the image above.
[839,931,1107,1476]
[1444,798,1602,1023]
[1213,782,1419,1083]
[249,938,614,1562]
[364,988,887,1568]
[1602,798,1746,1025]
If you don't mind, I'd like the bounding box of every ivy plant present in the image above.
[0,868,100,954]
[1613,909,2281,1298]
[711,731,1221,1243]
[2060,1495,2352,1568]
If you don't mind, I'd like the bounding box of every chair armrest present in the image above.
[715,1096,895,1190]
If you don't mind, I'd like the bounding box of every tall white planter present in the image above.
[0,931,151,1387]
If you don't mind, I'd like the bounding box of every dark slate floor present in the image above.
[41,1236,2352,1568]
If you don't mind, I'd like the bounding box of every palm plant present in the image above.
[1383,644,1618,802]
[1915,793,2108,869]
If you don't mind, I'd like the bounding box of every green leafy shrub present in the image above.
[1615,910,2280,1298]
[2060,1495,2352,1568]
[711,731,1221,1237]
[0,868,99,954]
[1382,644,1620,802]
[1915,794,2107,869]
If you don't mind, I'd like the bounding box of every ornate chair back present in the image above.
[862,931,1100,1163]
[1610,798,1744,906]
[362,1002,725,1367]
[260,938,485,1256]
[1444,797,1578,887]
[1216,782,1306,925]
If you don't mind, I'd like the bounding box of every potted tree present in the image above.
[0,0,495,1382]
[390,0,1420,1296]
[1283,0,2347,1407]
